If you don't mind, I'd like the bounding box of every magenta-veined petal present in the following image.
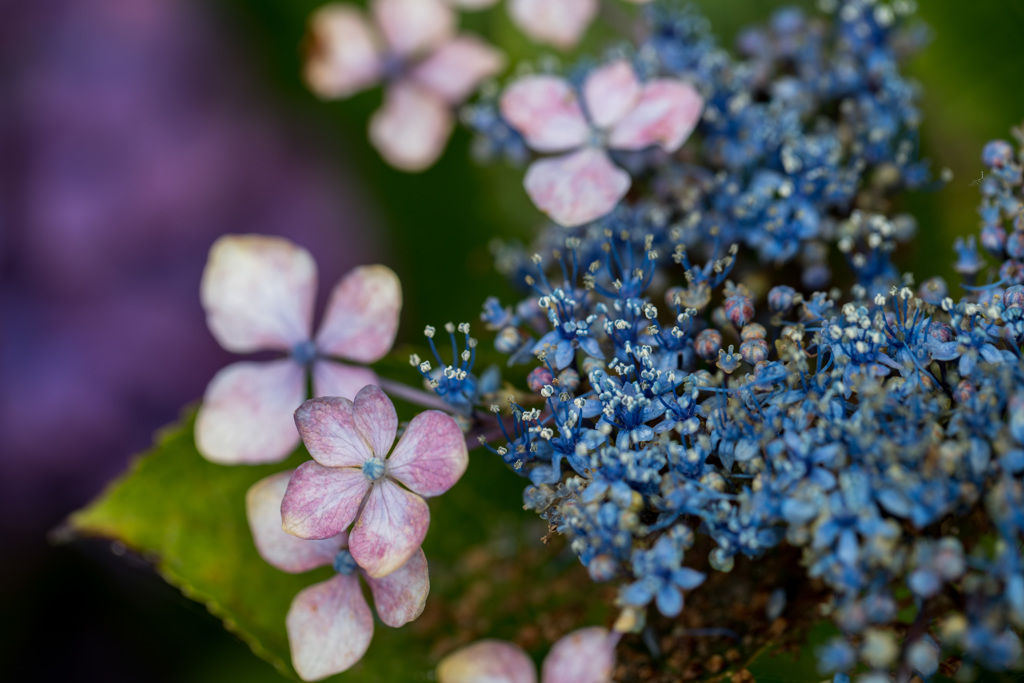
[294,396,373,468]
[540,628,616,683]
[507,0,597,50]
[582,60,641,130]
[410,36,505,104]
[311,360,380,401]
[315,264,402,363]
[195,359,306,465]
[387,410,468,497]
[523,148,630,227]
[287,574,374,681]
[499,76,588,153]
[372,0,454,58]
[369,82,454,172]
[353,385,398,459]
[437,640,537,683]
[246,471,342,573]
[200,235,316,353]
[608,80,704,152]
[365,548,429,627]
[281,461,372,540]
[304,4,383,100]
[348,478,430,578]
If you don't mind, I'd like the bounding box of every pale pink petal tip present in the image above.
[410,36,505,104]
[349,479,430,578]
[608,80,704,152]
[281,461,371,540]
[366,548,430,627]
[316,264,402,363]
[508,0,598,50]
[437,640,538,683]
[387,410,469,497]
[540,627,617,683]
[369,83,454,172]
[195,359,306,465]
[246,471,342,573]
[200,234,317,354]
[354,385,399,459]
[373,0,455,58]
[523,148,631,227]
[287,574,374,681]
[304,4,383,99]
[294,396,373,468]
[499,76,588,153]
[582,60,641,130]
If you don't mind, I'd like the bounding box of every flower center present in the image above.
[292,340,318,365]
[587,127,609,149]
[333,549,358,576]
[361,456,386,482]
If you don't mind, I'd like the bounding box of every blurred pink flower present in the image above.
[305,0,504,171]
[196,234,401,465]
[282,385,468,578]
[247,470,429,681]
[508,0,597,50]
[500,60,704,226]
[436,626,619,683]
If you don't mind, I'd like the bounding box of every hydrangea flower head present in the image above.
[436,626,618,683]
[247,471,429,681]
[195,235,401,465]
[500,59,703,226]
[281,385,468,577]
[305,0,504,171]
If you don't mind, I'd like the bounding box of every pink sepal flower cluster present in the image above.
[282,385,469,578]
[195,235,401,465]
[247,471,429,681]
[500,59,703,226]
[305,0,504,171]
[437,627,619,683]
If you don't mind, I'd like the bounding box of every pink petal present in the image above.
[369,82,454,172]
[246,471,343,573]
[315,264,402,363]
[281,461,372,540]
[523,148,630,227]
[582,60,641,130]
[348,478,429,578]
[200,235,317,353]
[540,628,616,683]
[294,396,373,468]
[312,360,380,401]
[608,80,704,152]
[499,76,588,153]
[372,0,454,58]
[195,359,306,465]
[353,385,398,459]
[304,4,383,99]
[507,0,597,50]
[287,574,374,681]
[437,640,537,683]
[410,35,505,104]
[386,410,468,497]
[365,548,430,627]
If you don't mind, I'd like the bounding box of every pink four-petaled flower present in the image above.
[500,59,704,227]
[437,626,619,683]
[247,471,430,681]
[282,385,468,578]
[305,0,504,171]
[195,235,401,465]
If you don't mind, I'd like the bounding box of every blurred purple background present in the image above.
[0,0,381,678]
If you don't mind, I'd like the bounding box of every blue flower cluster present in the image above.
[454,0,1024,677]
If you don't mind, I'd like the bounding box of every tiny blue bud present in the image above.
[362,456,386,482]
[333,549,358,576]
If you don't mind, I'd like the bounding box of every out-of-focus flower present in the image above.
[196,234,401,465]
[508,0,598,50]
[281,385,468,577]
[500,60,703,226]
[436,626,618,683]
[305,0,504,171]
[247,471,429,681]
